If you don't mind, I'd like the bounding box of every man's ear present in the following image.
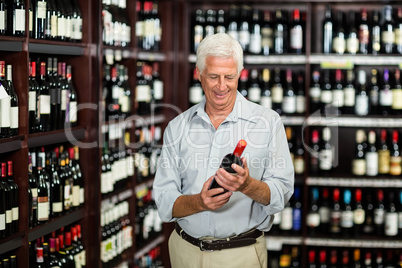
[196,66,201,82]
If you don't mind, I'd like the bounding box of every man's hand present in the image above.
[200,176,232,211]
[214,157,251,193]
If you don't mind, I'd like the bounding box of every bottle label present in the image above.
[227,30,239,41]
[385,212,398,236]
[135,21,144,38]
[395,28,402,45]
[80,188,85,205]
[51,15,58,38]
[374,208,385,225]
[204,25,214,37]
[282,96,296,114]
[310,86,321,100]
[0,96,11,128]
[37,2,47,19]
[343,88,356,107]
[260,96,272,110]
[239,30,250,50]
[248,87,261,103]
[0,214,5,230]
[261,28,273,49]
[15,9,25,31]
[37,199,49,221]
[330,211,341,233]
[319,149,333,170]
[53,201,62,213]
[379,90,393,106]
[331,89,344,107]
[153,80,164,100]
[392,89,402,110]
[6,209,11,223]
[69,101,78,122]
[352,159,366,176]
[320,90,332,104]
[333,36,345,54]
[290,26,303,50]
[319,206,330,224]
[280,207,293,230]
[10,106,18,129]
[353,208,365,225]
[306,213,320,228]
[31,188,38,209]
[382,30,395,44]
[120,95,130,113]
[370,89,379,106]
[64,184,71,209]
[346,36,359,54]
[271,86,283,103]
[358,25,369,45]
[365,152,378,176]
[58,17,66,38]
[378,150,390,174]
[296,95,305,114]
[249,34,262,54]
[390,156,402,176]
[341,210,354,228]
[0,11,5,31]
[29,91,36,111]
[73,185,80,207]
[12,206,18,221]
[355,95,369,115]
[135,85,151,102]
[38,95,51,114]
[294,157,304,174]
[189,86,203,104]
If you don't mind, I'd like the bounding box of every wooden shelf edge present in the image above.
[0,136,24,154]
[306,177,402,187]
[28,208,85,242]
[0,40,23,52]
[28,127,86,148]
[134,234,165,260]
[305,237,402,248]
[101,188,134,206]
[28,42,85,55]
[0,234,23,255]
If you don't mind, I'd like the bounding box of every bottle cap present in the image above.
[233,140,247,157]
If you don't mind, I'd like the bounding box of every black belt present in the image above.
[175,223,262,251]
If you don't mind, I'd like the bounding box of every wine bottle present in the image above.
[379,69,393,116]
[215,9,225,34]
[309,129,320,175]
[28,153,38,228]
[259,68,272,109]
[151,62,163,114]
[238,68,249,99]
[192,9,203,52]
[331,69,344,115]
[352,129,366,176]
[398,190,402,236]
[308,250,316,268]
[47,151,62,217]
[369,69,380,115]
[365,130,378,177]
[319,127,333,174]
[382,6,395,54]
[38,60,51,132]
[66,65,78,126]
[58,61,68,129]
[209,140,247,192]
[292,187,302,234]
[0,61,10,138]
[355,69,369,116]
[136,62,152,116]
[0,164,6,238]
[295,72,305,115]
[49,0,57,40]
[12,0,26,37]
[371,10,381,55]
[68,148,80,209]
[389,130,401,177]
[271,68,283,115]
[189,67,203,106]
[391,68,402,115]
[0,0,7,35]
[320,70,332,116]
[294,134,305,175]
[247,68,261,104]
[56,0,66,41]
[274,9,287,54]
[249,9,262,55]
[330,188,341,235]
[309,70,322,114]
[226,5,239,42]
[290,9,303,54]
[261,10,273,56]
[36,155,49,224]
[332,10,346,54]
[71,0,82,42]
[384,190,398,237]
[363,190,375,235]
[346,10,359,54]
[374,189,385,236]
[204,9,216,38]
[6,65,18,136]
[0,162,11,236]
[6,161,18,233]
[378,129,390,176]
[343,69,356,114]
[306,187,320,235]
[238,5,251,52]
[29,61,39,133]
[49,238,63,267]
[319,187,331,234]
[340,189,354,237]
[282,69,296,115]
[358,8,369,54]
[352,188,365,237]
[35,0,47,39]
[322,5,333,54]
[59,149,71,212]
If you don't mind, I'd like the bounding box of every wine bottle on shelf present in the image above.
[192,9,204,53]
[49,238,63,267]
[0,61,10,138]
[215,9,225,34]
[352,188,365,237]
[46,151,63,217]
[292,187,302,235]
[343,69,356,114]
[363,190,375,235]
[340,189,354,237]
[209,140,247,192]
[238,68,249,99]
[204,9,216,38]
[56,0,67,42]
[261,10,273,56]
[282,69,296,115]
[0,0,6,35]
[71,0,83,43]
[189,67,203,106]
[322,5,333,54]
[355,69,369,116]
[49,0,58,40]
[330,188,341,236]
[38,60,51,132]
[0,162,12,236]
[36,154,49,225]
[309,129,320,175]
[351,129,366,176]
[319,127,333,174]
[332,10,345,54]
[6,161,18,234]
[35,0,47,39]
[320,70,332,116]
[67,147,80,209]
[378,129,390,176]
[295,72,305,115]
[260,68,272,109]
[365,130,378,177]
[66,65,78,126]
[389,130,401,177]
[29,61,39,133]
[238,5,251,52]
[345,10,359,54]
[28,153,38,228]
[309,70,321,114]
[290,8,303,54]
[391,68,402,115]
[58,61,68,129]
[319,187,331,234]
[136,62,152,116]
[274,9,287,54]
[247,68,261,104]
[384,190,398,237]
[227,5,239,41]
[306,187,320,235]
[331,69,344,115]
[379,69,393,116]
[374,189,385,236]
[271,68,283,115]
[369,68,380,115]
[6,64,18,136]
[71,146,84,206]
[382,5,394,54]
[248,8,261,55]
[11,0,26,37]
[358,8,369,54]
[151,62,163,114]
[59,148,71,212]
[0,163,8,238]
[371,10,381,55]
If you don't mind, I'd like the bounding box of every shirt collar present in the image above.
[190,91,257,124]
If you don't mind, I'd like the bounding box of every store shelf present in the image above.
[309,54,402,67]
[137,51,167,62]
[266,235,303,251]
[281,116,306,126]
[28,42,85,55]
[28,126,86,148]
[0,136,24,154]
[0,40,23,52]
[305,238,402,248]
[28,208,85,241]
[101,188,134,206]
[134,234,165,259]
[306,177,402,187]
[0,234,23,255]
[305,116,402,128]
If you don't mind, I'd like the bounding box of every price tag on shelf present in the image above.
[320,60,354,70]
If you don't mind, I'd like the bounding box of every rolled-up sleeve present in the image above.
[153,123,182,222]
[261,115,294,216]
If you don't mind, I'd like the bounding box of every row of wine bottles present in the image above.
[29,58,78,133]
[134,245,163,268]
[285,127,305,176]
[135,188,163,250]
[134,125,162,183]
[102,0,131,47]
[30,224,86,268]
[322,5,402,55]
[0,161,19,239]
[135,0,162,51]
[307,187,402,238]
[0,62,19,139]
[270,245,402,268]
[191,6,306,55]
[351,129,402,177]
[0,253,16,267]
[0,0,82,42]
[101,200,133,268]
[28,145,84,228]
[101,142,134,196]
[310,68,402,117]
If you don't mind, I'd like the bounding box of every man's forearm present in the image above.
[172,194,204,218]
[242,177,271,206]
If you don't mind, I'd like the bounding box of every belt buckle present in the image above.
[199,240,214,252]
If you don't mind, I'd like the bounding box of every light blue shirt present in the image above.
[153,92,294,239]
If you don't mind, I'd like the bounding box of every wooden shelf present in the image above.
[0,136,24,154]
[266,236,304,251]
[28,208,85,242]
[0,40,23,52]
[28,42,85,55]
[305,115,402,128]
[305,238,402,248]
[306,177,402,187]
[0,234,23,255]
[134,234,165,260]
[28,126,86,148]
[101,188,134,206]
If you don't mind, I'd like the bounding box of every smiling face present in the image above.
[197,56,240,115]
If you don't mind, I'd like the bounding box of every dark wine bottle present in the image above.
[192,9,204,53]
[319,187,331,234]
[330,188,341,235]
[290,9,303,54]
[351,129,366,176]
[371,10,381,55]
[391,68,402,115]
[340,189,354,237]
[381,6,394,54]
[0,162,8,237]
[36,155,49,224]
[209,140,247,192]
[58,61,68,129]
[271,68,283,115]
[355,69,369,116]
[12,0,26,37]
[248,8,262,55]
[1,162,12,236]
[306,187,320,235]
[0,61,10,138]
[66,65,78,126]
[238,68,249,99]
[319,127,333,174]
[384,190,398,236]
[28,153,38,228]
[332,10,346,54]
[238,5,251,52]
[379,69,392,116]
[282,69,296,115]
[352,188,365,237]
[47,151,63,217]
[189,67,203,106]
[29,61,39,133]
[346,10,358,55]
[369,69,380,115]
[322,5,333,54]
[6,161,18,233]
[374,189,385,236]
[358,8,369,54]
[38,60,51,132]
[261,10,273,56]
[274,9,287,54]
[0,0,7,35]
[35,0,47,39]
[247,68,261,104]
[6,65,18,136]
[389,130,401,177]
[378,129,390,176]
